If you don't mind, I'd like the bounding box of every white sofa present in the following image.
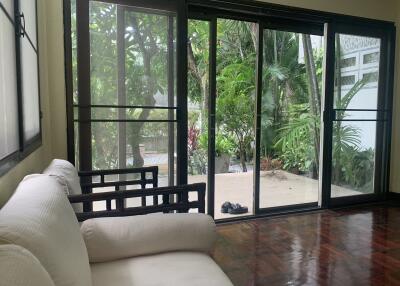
[0,160,233,286]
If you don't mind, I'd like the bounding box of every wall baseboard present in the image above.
[387,192,400,201]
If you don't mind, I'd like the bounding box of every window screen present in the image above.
[0,0,19,160]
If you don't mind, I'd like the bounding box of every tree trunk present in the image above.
[273,31,280,124]
[333,34,342,183]
[188,42,208,133]
[302,34,320,174]
[201,78,209,132]
[249,23,258,52]
[239,142,247,173]
[128,16,156,168]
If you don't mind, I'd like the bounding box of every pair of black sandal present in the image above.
[221,201,248,215]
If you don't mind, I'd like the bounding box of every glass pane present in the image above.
[91,107,176,121]
[85,2,177,184]
[335,110,378,121]
[74,122,79,170]
[89,2,177,107]
[331,121,376,197]
[0,7,19,159]
[71,0,78,104]
[260,31,323,208]
[91,122,176,186]
[124,8,177,108]
[21,35,40,141]
[20,0,37,48]
[187,19,210,214]
[215,19,256,219]
[89,1,117,106]
[334,34,381,110]
[331,33,380,198]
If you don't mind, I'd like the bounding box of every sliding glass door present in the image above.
[325,26,391,205]
[259,28,324,210]
[187,17,327,218]
[187,17,256,219]
[70,0,394,220]
[214,19,256,219]
[185,14,394,219]
[74,0,188,210]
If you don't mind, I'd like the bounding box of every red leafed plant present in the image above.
[188,124,200,156]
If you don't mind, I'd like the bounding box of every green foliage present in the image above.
[274,104,317,172]
[199,134,235,157]
[81,3,174,170]
[333,147,374,192]
[188,20,210,104]
[73,5,375,191]
[188,148,208,175]
[331,78,368,188]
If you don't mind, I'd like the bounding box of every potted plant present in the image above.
[199,134,234,174]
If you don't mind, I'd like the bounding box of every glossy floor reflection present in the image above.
[213,205,400,286]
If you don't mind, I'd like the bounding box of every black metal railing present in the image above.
[68,166,206,221]
[69,183,206,222]
[78,166,159,211]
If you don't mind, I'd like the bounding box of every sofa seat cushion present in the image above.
[91,252,233,286]
[0,244,55,286]
[0,174,92,286]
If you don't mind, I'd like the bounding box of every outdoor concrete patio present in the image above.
[91,169,362,220]
[188,170,362,219]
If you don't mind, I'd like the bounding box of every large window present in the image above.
[0,0,41,175]
[66,0,395,219]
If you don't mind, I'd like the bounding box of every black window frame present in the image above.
[66,0,188,188]
[323,22,395,208]
[0,0,42,177]
[64,0,396,222]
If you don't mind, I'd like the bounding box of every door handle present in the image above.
[16,12,25,38]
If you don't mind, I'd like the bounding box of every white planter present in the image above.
[215,154,230,174]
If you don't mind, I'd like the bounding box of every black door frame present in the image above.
[64,0,396,222]
[71,0,188,188]
[187,0,395,221]
[255,21,325,215]
[323,22,395,208]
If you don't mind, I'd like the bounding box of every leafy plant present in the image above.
[274,103,317,173]
[332,146,374,192]
[199,133,235,157]
[188,124,208,175]
[332,78,367,186]
[188,148,207,175]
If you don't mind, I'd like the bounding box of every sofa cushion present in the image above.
[91,252,233,286]
[0,244,55,286]
[43,159,83,212]
[0,174,92,286]
[81,213,216,263]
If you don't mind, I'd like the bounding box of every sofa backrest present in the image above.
[43,159,83,212]
[0,174,92,286]
[0,244,55,286]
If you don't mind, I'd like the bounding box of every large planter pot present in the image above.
[139,144,145,157]
[215,154,230,174]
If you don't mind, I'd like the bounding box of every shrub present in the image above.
[199,133,235,157]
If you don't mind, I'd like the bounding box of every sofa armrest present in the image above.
[80,213,216,263]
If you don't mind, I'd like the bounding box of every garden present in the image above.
[70,2,375,195]
[187,19,375,194]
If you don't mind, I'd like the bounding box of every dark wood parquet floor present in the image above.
[213,206,400,286]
